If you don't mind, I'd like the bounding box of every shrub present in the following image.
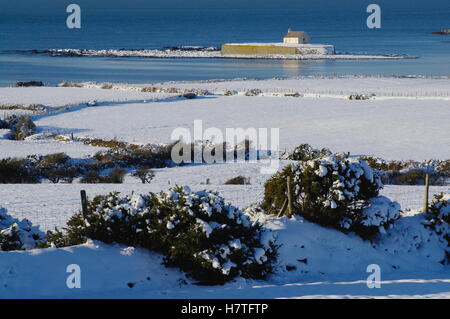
[0,208,44,251]
[245,89,262,96]
[94,144,172,168]
[349,93,371,100]
[37,153,70,168]
[103,168,126,183]
[80,171,102,183]
[436,160,450,177]
[43,167,78,183]
[392,169,426,185]
[0,119,11,129]
[83,138,127,149]
[36,153,78,183]
[10,116,36,140]
[132,166,155,184]
[224,90,237,96]
[359,156,408,172]
[224,176,250,185]
[426,193,450,261]
[46,187,278,284]
[80,168,126,184]
[287,144,332,161]
[262,155,398,238]
[0,158,39,183]
[58,82,83,88]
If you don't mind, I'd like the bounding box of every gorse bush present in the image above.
[361,156,450,186]
[287,144,332,161]
[79,168,126,184]
[9,116,36,140]
[46,186,278,284]
[0,115,36,140]
[0,158,40,183]
[36,153,78,183]
[0,208,44,251]
[224,176,250,185]
[426,193,450,262]
[262,155,400,239]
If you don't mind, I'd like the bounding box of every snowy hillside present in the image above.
[0,76,449,298]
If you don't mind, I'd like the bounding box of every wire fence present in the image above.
[2,184,449,232]
[224,87,450,98]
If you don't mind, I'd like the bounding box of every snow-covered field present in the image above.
[32,93,450,160]
[0,76,449,299]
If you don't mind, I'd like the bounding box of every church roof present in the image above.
[284,31,307,38]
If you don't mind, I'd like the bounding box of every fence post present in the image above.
[277,198,287,218]
[287,176,293,217]
[424,174,430,213]
[80,190,88,219]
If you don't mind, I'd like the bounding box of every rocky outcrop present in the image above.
[432,29,450,35]
[15,81,44,87]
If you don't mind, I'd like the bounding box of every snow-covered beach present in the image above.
[0,76,449,299]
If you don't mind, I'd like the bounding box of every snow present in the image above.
[0,76,449,298]
[27,95,450,160]
[154,76,450,99]
[0,240,188,298]
[0,139,106,159]
[0,213,448,298]
[0,87,173,109]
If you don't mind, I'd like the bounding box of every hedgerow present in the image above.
[45,186,278,284]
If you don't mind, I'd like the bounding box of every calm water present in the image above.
[1,0,450,86]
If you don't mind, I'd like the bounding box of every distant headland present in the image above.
[432,29,450,35]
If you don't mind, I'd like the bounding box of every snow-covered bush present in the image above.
[345,196,401,236]
[426,193,450,261]
[245,89,262,96]
[286,144,332,161]
[262,155,398,238]
[0,208,44,251]
[46,186,278,284]
[9,116,36,140]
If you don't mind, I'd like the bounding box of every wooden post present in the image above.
[277,198,288,218]
[80,190,88,219]
[424,173,430,213]
[287,176,293,217]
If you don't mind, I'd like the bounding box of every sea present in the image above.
[1,0,450,86]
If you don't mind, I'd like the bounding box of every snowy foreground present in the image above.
[1,214,448,298]
[0,76,449,298]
